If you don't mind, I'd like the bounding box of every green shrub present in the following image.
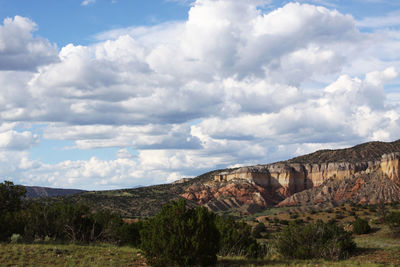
[275,220,356,261]
[294,219,304,225]
[368,205,377,212]
[118,221,143,247]
[280,219,289,225]
[215,216,266,258]
[140,199,219,267]
[352,218,371,234]
[252,222,266,238]
[386,212,400,237]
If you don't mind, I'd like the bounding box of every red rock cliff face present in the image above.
[278,153,400,206]
[213,161,376,196]
[181,152,400,212]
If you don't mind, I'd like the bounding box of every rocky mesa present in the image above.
[181,140,400,212]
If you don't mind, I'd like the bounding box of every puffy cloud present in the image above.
[0,123,39,150]
[0,16,58,71]
[12,1,361,127]
[0,130,39,150]
[0,0,399,189]
[193,68,399,147]
[18,157,142,189]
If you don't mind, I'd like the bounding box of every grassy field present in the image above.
[0,243,146,267]
[2,227,399,267]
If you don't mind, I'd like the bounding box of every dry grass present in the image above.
[0,243,146,267]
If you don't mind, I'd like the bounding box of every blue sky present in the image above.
[1,0,398,46]
[0,0,192,46]
[0,0,399,189]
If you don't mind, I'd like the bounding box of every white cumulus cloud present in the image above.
[0,16,58,71]
[0,0,400,189]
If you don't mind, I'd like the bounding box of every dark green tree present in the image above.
[0,180,26,212]
[0,181,26,241]
[23,200,123,243]
[140,199,219,267]
[118,221,143,247]
[215,216,266,258]
[275,220,356,260]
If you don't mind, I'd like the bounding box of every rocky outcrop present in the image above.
[182,143,400,212]
[278,152,400,207]
[213,161,377,197]
[214,152,399,190]
[181,179,284,212]
[380,152,400,183]
[279,170,400,206]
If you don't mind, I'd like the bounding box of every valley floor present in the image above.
[2,205,400,267]
[1,231,400,267]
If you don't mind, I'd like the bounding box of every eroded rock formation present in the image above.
[181,144,400,212]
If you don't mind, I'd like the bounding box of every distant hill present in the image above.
[60,170,218,218]
[41,139,400,217]
[25,186,86,198]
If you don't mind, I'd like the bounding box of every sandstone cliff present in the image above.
[280,152,400,206]
[181,140,400,212]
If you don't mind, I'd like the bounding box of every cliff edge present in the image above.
[181,140,400,212]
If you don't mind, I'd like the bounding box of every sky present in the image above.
[0,0,399,190]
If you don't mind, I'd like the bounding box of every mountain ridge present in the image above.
[25,186,86,198]
[288,140,400,164]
